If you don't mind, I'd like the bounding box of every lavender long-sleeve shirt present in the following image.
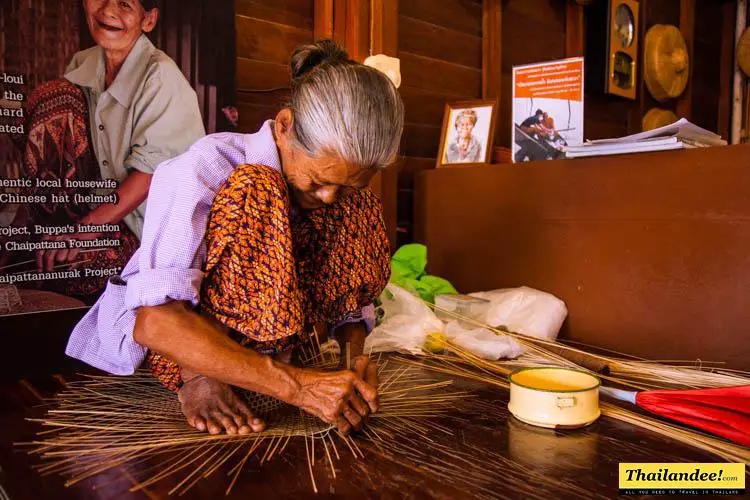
[66,121,374,375]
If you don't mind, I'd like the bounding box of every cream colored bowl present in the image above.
[508,367,601,429]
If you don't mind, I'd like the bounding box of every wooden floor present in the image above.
[0,373,724,500]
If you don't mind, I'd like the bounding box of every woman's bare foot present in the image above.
[177,376,265,435]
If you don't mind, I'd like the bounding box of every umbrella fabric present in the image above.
[636,385,750,447]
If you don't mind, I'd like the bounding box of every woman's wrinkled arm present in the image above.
[134,302,379,433]
[134,302,300,402]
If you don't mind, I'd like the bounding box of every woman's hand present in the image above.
[352,355,379,402]
[291,358,379,434]
[36,230,104,272]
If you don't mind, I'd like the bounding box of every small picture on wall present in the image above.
[437,99,498,167]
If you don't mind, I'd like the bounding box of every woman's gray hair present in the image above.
[288,40,404,170]
[455,109,478,128]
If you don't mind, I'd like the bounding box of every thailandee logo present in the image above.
[619,463,745,496]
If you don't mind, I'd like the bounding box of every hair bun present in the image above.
[290,40,349,84]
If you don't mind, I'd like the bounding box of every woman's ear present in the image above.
[141,8,159,33]
[275,109,294,138]
[274,109,297,150]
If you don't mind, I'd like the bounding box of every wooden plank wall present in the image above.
[235,0,314,134]
[501,0,733,146]
[499,0,567,146]
[691,0,732,134]
[396,0,484,246]
[228,0,737,247]
[596,0,735,141]
[636,0,682,131]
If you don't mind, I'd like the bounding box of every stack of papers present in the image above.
[564,119,727,159]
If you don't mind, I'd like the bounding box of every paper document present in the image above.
[565,142,685,158]
[564,136,680,153]
[583,118,725,146]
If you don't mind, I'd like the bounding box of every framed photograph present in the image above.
[436,99,498,168]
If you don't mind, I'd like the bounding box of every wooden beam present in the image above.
[370,0,400,251]
[481,0,501,99]
[565,0,584,58]
[378,162,400,253]
[632,0,651,133]
[314,0,334,39]
[345,0,370,62]
[676,0,696,120]
[732,0,747,144]
[333,0,348,46]
[718,0,736,139]
[371,0,398,56]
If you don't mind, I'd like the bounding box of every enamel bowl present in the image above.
[508,367,601,429]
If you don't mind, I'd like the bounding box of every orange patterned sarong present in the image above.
[147,164,391,390]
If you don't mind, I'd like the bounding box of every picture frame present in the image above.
[436,99,498,168]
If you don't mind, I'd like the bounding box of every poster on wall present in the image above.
[0,0,236,317]
[512,57,584,163]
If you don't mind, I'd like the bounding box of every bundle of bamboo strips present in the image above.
[22,342,625,499]
[414,302,750,463]
[427,300,750,391]
[21,347,476,496]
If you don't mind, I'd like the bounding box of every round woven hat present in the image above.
[737,27,750,77]
[644,24,689,102]
[642,108,678,131]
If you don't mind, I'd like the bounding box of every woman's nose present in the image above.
[101,0,118,17]
[315,185,339,205]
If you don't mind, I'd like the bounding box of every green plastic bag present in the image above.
[389,244,457,303]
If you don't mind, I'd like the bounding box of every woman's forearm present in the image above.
[134,302,302,402]
[83,171,152,225]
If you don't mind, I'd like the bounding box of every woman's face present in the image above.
[274,110,376,210]
[456,116,475,139]
[84,0,158,54]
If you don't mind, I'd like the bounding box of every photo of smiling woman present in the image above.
[438,102,496,167]
[445,109,482,163]
[0,0,205,313]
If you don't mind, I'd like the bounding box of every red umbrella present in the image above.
[600,385,750,447]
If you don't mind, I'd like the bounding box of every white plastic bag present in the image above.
[434,294,490,326]
[470,286,567,341]
[444,321,525,360]
[365,284,444,355]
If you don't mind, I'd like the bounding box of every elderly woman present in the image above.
[67,40,404,436]
[445,109,482,163]
[13,0,203,297]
